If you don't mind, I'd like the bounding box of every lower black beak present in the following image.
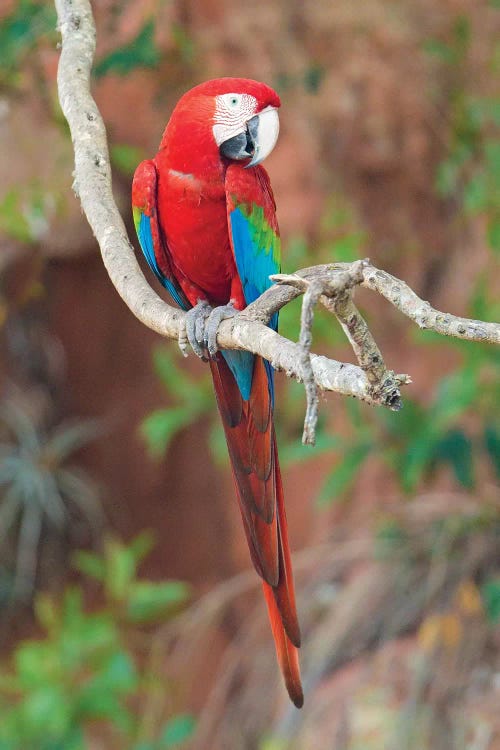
[219,115,260,161]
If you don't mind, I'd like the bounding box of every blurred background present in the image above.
[0,0,499,748]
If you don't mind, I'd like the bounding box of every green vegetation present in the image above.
[0,0,56,86]
[0,535,193,750]
[94,21,161,79]
[426,16,500,254]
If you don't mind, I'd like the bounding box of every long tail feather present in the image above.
[263,582,303,708]
[210,353,303,706]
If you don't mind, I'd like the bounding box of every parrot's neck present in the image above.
[158,111,225,182]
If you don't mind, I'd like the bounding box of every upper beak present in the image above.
[245,106,280,167]
[219,106,280,167]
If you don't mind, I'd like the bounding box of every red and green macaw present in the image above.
[132,78,303,707]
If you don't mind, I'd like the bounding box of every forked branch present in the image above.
[55,0,500,445]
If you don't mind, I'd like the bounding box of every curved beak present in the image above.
[244,106,280,167]
[218,106,280,167]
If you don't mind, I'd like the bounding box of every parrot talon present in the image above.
[178,326,189,358]
[205,303,238,358]
[180,300,211,359]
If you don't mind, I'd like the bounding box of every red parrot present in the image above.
[132,78,303,707]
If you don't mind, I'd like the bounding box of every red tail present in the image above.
[210,354,303,708]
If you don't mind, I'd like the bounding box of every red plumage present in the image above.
[132,78,303,707]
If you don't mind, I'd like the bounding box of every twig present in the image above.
[299,281,322,445]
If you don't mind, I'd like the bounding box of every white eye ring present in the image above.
[224,93,241,108]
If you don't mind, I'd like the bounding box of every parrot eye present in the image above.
[222,93,242,109]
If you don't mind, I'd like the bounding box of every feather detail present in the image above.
[263,582,304,709]
[132,160,189,310]
[210,354,302,655]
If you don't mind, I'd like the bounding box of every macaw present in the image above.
[132,78,303,708]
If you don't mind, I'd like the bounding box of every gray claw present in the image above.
[180,300,211,359]
[205,303,237,358]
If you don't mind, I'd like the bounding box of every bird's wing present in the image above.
[132,159,189,310]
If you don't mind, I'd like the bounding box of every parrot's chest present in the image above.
[158,169,236,305]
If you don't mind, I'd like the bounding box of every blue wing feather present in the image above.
[138,214,188,310]
[223,171,281,404]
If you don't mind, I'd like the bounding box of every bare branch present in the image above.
[55,0,499,429]
[298,281,322,446]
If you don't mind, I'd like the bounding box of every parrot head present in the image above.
[160,78,281,171]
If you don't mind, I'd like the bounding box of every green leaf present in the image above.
[159,714,196,747]
[317,442,371,506]
[434,428,474,487]
[129,531,156,565]
[435,160,456,197]
[330,233,364,262]
[434,368,478,427]
[303,64,324,93]
[75,689,134,732]
[453,15,470,49]
[422,39,455,64]
[397,433,438,493]
[260,739,288,750]
[487,216,500,253]
[171,24,195,64]
[0,0,56,76]
[484,140,500,182]
[463,173,488,213]
[126,581,190,623]
[15,641,59,686]
[152,348,209,404]
[379,398,426,438]
[34,593,58,632]
[21,685,72,737]
[0,190,32,242]
[85,651,138,695]
[72,550,105,582]
[481,578,500,623]
[94,21,160,78]
[111,144,145,176]
[279,432,340,466]
[105,539,137,601]
[484,425,500,477]
[140,407,192,457]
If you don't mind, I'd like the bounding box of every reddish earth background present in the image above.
[1,1,499,748]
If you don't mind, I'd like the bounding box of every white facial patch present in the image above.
[212,92,258,146]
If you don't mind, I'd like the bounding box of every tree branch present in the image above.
[55,0,500,445]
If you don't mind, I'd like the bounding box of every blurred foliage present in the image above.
[94,21,160,78]
[0,185,56,243]
[426,15,500,254]
[275,63,326,95]
[0,403,102,604]
[111,144,147,177]
[0,0,56,87]
[140,347,219,460]
[93,18,196,78]
[482,577,500,624]
[0,534,193,750]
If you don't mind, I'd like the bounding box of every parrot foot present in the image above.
[205,303,237,358]
[179,300,212,359]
